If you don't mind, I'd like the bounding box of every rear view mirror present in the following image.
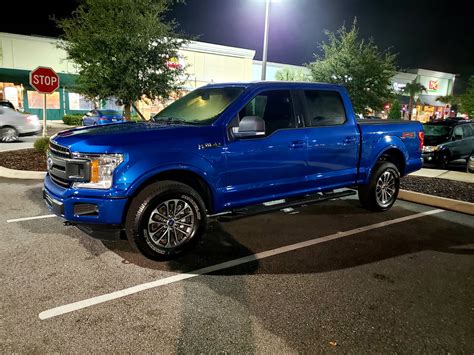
[232,116,265,138]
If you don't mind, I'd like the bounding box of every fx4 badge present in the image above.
[198,142,222,150]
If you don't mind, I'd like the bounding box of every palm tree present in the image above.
[436,95,454,104]
[403,82,427,120]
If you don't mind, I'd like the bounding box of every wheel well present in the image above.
[129,169,214,213]
[378,148,406,175]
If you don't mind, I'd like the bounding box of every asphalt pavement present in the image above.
[0,178,473,353]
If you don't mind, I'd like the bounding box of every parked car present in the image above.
[422,119,474,168]
[43,82,423,259]
[467,154,474,173]
[362,115,381,120]
[0,100,15,110]
[82,109,124,126]
[0,107,41,142]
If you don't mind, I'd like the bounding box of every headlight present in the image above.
[72,153,124,189]
[423,146,439,153]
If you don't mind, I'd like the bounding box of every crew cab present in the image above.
[43,82,424,259]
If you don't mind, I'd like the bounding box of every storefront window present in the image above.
[27,91,60,109]
[68,92,94,110]
[1,83,25,110]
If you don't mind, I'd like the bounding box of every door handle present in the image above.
[289,140,306,149]
[344,137,357,144]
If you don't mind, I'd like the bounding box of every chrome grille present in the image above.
[48,141,71,187]
[49,141,71,159]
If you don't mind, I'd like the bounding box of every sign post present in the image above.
[29,67,60,138]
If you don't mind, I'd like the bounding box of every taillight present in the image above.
[418,131,424,151]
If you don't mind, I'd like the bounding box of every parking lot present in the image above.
[1,177,473,353]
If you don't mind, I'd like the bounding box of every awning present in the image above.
[418,94,445,107]
[0,67,78,89]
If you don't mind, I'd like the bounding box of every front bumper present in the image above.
[422,152,440,164]
[43,174,128,226]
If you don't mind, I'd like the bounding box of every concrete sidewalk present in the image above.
[410,168,474,183]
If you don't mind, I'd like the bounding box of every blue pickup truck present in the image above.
[44,82,424,259]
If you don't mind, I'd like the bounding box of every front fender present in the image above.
[118,151,221,200]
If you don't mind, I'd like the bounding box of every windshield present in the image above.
[100,110,122,116]
[423,124,452,137]
[153,87,245,125]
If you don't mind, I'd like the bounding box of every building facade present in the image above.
[0,32,255,120]
[391,69,456,121]
[0,32,457,122]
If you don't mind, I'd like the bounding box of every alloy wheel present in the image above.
[0,127,18,142]
[146,198,197,249]
[375,171,396,208]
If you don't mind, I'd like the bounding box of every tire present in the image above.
[467,153,474,174]
[436,151,450,169]
[358,161,400,211]
[125,181,207,260]
[0,126,19,142]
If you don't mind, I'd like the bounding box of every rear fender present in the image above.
[359,135,408,184]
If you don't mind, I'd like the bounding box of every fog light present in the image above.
[74,203,99,216]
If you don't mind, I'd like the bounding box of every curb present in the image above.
[399,189,474,216]
[0,166,46,180]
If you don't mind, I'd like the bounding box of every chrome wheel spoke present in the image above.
[177,211,192,221]
[147,198,197,250]
[375,170,397,207]
[152,227,168,244]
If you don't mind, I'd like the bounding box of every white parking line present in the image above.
[7,214,57,223]
[39,208,444,320]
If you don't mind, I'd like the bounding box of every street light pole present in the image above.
[261,0,271,80]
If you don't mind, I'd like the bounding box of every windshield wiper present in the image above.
[153,117,195,125]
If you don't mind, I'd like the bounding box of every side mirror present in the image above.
[232,116,265,138]
[453,134,463,141]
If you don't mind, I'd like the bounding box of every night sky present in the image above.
[2,0,473,88]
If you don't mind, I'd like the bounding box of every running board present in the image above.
[210,189,357,220]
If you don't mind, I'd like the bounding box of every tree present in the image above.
[306,20,397,114]
[436,95,455,105]
[57,0,186,120]
[388,99,401,120]
[403,82,426,120]
[460,76,474,117]
[275,68,309,82]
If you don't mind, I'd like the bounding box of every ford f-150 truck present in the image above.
[43,82,424,259]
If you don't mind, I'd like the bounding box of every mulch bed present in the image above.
[400,175,473,203]
[0,149,46,171]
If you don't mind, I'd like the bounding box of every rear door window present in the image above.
[302,90,347,127]
[462,124,472,137]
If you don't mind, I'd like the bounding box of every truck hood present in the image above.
[51,122,208,153]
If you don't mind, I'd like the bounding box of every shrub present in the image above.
[63,114,83,126]
[388,99,402,120]
[34,137,50,154]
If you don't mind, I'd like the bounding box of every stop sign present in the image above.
[29,66,60,94]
